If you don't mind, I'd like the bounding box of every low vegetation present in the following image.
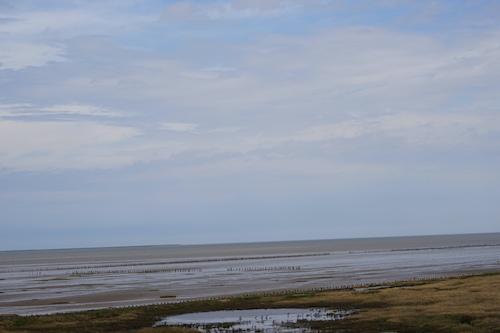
[1,272,500,333]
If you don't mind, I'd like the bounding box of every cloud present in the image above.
[0,120,139,171]
[162,0,316,21]
[1,3,500,173]
[0,103,121,118]
[0,2,156,71]
[65,27,499,120]
[0,42,65,70]
[181,66,238,80]
[160,122,199,132]
[201,112,500,158]
[292,113,500,146]
[207,126,241,134]
[0,6,153,37]
[2,1,500,249]
[0,11,94,35]
[1,109,497,172]
[39,104,121,117]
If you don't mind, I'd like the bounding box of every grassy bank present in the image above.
[1,272,500,333]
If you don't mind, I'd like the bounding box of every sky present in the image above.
[1,0,500,250]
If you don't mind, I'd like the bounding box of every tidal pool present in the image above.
[155,308,352,332]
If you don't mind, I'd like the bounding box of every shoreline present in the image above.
[2,235,499,317]
[1,270,500,332]
[4,269,500,317]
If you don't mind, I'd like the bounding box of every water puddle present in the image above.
[155,308,352,332]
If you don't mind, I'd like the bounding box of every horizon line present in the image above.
[2,230,500,253]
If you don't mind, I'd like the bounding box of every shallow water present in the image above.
[155,308,351,333]
[1,233,499,315]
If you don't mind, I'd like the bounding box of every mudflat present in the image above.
[1,272,500,333]
[2,233,500,315]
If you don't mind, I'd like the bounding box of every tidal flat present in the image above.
[2,233,500,315]
[1,272,500,333]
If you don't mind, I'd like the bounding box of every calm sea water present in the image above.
[1,233,499,315]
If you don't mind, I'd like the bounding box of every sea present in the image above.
[1,232,499,315]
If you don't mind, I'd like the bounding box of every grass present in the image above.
[1,272,500,333]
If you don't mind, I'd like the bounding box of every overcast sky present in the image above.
[1,0,500,250]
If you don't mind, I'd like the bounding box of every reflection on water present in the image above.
[155,308,352,333]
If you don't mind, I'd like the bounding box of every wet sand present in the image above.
[1,233,499,315]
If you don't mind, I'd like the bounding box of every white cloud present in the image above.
[39,104,121,117]
[0,120,139,171]
[207,126,241,134]
[160,122,199,132]
[0,103,121,118]
[162,0,316,20]
[0,11,96,35]
[74,28,500,123]
[0,8,153,37]
[0,4,154,72]
[0,110,498,172]
[181,66,237,80]
[155,113,500,162]
[1,4,500,172]
[0,42,65,70]
[292,113,500,146]
[209,113,500,156]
